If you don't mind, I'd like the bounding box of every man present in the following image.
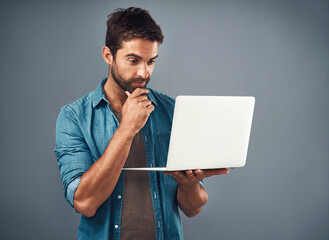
[55,7,228,240]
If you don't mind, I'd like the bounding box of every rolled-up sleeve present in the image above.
[54,106,93,209]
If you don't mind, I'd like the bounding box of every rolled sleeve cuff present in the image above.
[199,180,204,188]
[66,177,81,210]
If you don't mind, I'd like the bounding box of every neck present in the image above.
[103,75,127,113]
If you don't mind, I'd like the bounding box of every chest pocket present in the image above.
[156,132,171,167]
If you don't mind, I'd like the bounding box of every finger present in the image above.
[125,91,131,97]
[185,170,195,182]
[170,171,186,183]
[131,88,149,98]
[194,169,207,181]
[135,95,149,102]
[163,171,178,176]
[163,171,179,181]
[203,168,229,178]
[185,169,196,180]
[143,100,152,108]
[146,105,155,114]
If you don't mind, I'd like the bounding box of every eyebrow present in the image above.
[125,53,158,61]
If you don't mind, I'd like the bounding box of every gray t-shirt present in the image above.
[113,110,156,240]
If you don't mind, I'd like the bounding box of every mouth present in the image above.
[131,81,147,87]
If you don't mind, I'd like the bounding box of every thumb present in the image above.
[125,91,131,97]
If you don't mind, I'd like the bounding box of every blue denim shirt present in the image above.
[54,78,183,240]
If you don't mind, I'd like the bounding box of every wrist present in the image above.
[178,182,201,194]
[117,124,136,140]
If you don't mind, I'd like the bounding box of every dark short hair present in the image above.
[105,7,164,58]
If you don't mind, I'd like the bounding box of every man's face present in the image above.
[110,39,159,93]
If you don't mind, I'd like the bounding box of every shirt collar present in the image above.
[146,87,158,107]
[92,78,158,108]
[92,78,108,108]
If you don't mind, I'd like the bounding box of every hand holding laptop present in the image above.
[164,168,229,190]
[164,168,229,217]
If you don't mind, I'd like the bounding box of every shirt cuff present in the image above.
[66,177,81,209]
[199,180,204,187]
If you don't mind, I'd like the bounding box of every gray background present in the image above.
[1,0,328,239]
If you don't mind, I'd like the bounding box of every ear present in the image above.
[102,46,113,65]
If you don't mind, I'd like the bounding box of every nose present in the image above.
[137,64,150,79]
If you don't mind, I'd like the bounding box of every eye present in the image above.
[147,60,156,65]
[128,58,139,64]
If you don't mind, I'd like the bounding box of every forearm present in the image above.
[177,183,208,218]
[73,125,134,217]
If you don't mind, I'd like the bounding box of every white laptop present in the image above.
[123,96,255,171]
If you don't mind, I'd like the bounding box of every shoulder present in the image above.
[56,91,96,135]
[59,91,95,119]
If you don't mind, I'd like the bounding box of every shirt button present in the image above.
[145,136,148,141]
[115,225,119,229]
[118,195,122,199]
